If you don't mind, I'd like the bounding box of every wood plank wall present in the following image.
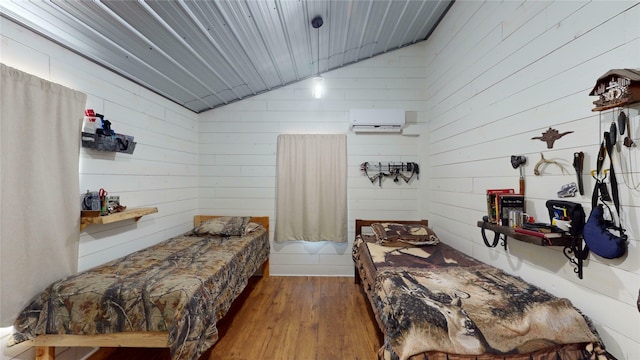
[198,45,426,276]
[1,16,199,360]
[2,1,639,359]
[422,2,640,359]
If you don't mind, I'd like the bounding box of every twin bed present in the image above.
[10,216,609,360]
[9,215,270,360]
[352,219,609,360]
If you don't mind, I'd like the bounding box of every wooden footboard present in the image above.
[27,215,270,360]
[32,256,270,360]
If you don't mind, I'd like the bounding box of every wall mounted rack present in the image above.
[360,161,419,186]
[477,220,588,279]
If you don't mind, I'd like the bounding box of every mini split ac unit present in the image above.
[349,108,405,133]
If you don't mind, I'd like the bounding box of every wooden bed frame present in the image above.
[353,219,428,284]
[352,219,611,360]
[25,215,270,360]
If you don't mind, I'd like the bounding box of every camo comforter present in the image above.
[10,226,269,360]
[352,235,606,360]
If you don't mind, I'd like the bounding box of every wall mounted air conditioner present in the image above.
[349,108,405,133]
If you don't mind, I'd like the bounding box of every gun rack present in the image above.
[360,161,419,187]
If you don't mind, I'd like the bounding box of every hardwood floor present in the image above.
[89,276,382,360]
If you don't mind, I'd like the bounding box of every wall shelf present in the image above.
[477,220,588,279]
[81,207,157,231]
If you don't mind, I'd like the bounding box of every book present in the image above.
[486,189,515,223]
[514,227,562,238]
[498,194,525,227]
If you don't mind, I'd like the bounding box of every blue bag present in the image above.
[583,204,627,259]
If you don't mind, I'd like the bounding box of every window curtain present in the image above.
[0,64,86,326]
[275,134,347,243]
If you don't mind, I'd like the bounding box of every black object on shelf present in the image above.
[81,132,136,154]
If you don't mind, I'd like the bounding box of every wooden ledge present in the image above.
[81,207,158,231]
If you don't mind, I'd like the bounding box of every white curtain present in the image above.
[275,134,347,243]
[0,64,86,326]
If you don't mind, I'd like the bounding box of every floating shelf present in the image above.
[476,221,573,247]
[81,207,157,231]
[477,220,588,279]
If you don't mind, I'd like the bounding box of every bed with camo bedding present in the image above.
[352,219,610,360]
[9,215,270,360]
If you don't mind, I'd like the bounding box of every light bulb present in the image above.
[312,76,324,99]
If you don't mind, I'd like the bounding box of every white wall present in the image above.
[2,1,639,359]
[421,1,640,359]
[1,17,199,360]
[198,44,428,276]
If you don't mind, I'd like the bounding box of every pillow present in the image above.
[244,221,262,235]
[371,222,439,247]
[193,216,251,237]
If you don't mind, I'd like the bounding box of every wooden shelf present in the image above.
[477,220,588,279]
[476,221,572,247]
[81,207,157,231]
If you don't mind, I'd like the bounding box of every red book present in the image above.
[486,189,515,223]
[513,227,546,238]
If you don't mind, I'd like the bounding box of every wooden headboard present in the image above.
[355,219,428,236]
[194,215,270,234]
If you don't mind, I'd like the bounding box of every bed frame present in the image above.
[353,219,428,284]
[26,215,270,360]
[353,218,610,360]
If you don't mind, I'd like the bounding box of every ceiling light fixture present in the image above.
[311,15,324,99]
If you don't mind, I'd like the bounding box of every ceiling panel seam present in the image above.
[382,2,408,52]
[274,0,301,81]
[95,1,224,107]
[371,1,393,59]
[178,0,257,96]
[45,0,210,109]
[355,1,374,62]
[140,1,242,102]
[246,2,286,86]
[217,2,273,91]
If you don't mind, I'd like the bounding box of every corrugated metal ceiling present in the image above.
[0,0,453,113]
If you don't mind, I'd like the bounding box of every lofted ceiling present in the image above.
[0,0,453,113]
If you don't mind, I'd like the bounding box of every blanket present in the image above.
[353,236,603,360]
[10,227,269,360]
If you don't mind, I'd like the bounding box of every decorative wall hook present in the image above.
[531,127,573,149]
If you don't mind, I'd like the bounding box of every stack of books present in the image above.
[486,189,525,226]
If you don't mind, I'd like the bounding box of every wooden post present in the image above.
[262,259,270,277]
[35,346,55,360]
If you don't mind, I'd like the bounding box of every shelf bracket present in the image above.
[562,236,588,280]
[480,220,507,250]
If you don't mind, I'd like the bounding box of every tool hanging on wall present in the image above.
[572,151,585,195]
[510,155,526,195]
[360,162,419,187]
[620,110,635,147]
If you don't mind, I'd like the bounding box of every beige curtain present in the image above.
[275,134,347,243]
[0,64,86,326]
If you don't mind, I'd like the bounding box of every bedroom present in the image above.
[0,1,638,359]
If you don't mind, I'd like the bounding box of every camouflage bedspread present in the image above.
[10,226,269,360]
[352,235,604,360]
